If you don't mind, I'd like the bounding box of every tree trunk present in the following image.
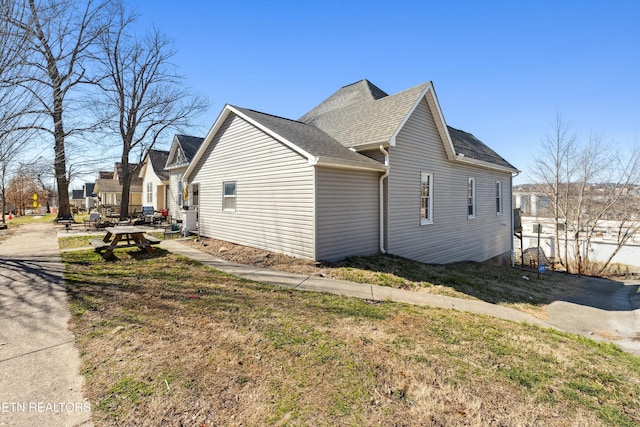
[119,154,130,220]
[53,99,71,219]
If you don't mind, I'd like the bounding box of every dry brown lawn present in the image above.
[63,248,640,426]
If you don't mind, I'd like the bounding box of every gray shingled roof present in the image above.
[176,135,204,162]
[447,127,517,170]
[300,80,517,171]
[300,81,429,148]
[148,149,170,180]
[83,183,95,197]
[299,80,388,121]
[234,106,385,170]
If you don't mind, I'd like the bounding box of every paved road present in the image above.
[544,277,640,355]
[0,223,92,427]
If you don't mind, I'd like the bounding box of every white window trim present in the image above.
[496,181,503,216]
[467,177,476,219]
[420,172,433,225]
[223,181,236,212]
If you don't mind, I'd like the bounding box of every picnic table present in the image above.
[89,226,160,259]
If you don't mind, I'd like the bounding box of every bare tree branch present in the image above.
[94,4,208,219]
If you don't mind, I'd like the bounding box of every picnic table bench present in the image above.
[90,226,160,258]
[56,217,76,232]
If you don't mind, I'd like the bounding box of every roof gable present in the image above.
[166,134,204,169]
[301,80,518,173]
[235,107,385,170]
[148,149,170,180]
[300,81,433,148]
[184,105,386,179]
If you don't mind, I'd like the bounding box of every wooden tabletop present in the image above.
[104,226,148,234]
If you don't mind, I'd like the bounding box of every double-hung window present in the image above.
[496,181,503,215]
[467,177,476,219]
[420,172,433,225]
[192,183,199,206]
[223,181,236,211]
[146,182,153,203]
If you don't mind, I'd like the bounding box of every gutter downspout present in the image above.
[511,170,520,267]
[379,145,390,254]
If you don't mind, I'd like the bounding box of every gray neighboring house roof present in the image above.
[71,189,84,200]
[176,135,204,163]
[166,134,205,169]
[234,107,385,170]
[83,183,95,197]
[148,149,170,181]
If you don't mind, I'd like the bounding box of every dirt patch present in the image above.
[186,237,334,276]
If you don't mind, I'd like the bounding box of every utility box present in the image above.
[182,208,197,237]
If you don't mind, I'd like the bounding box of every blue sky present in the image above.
[128,0,640,184]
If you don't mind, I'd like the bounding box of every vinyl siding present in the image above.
[141,164,165,211]
[189,114,316,259]
[316,167,380,261]
[387,99,513,264]
[167,170,184,220]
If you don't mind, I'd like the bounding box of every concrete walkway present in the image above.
[159,239,550,327]
[0,223,92,427]
[160,240,640,356]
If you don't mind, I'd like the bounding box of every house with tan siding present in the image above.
[93,163,143,215]
[183,80,519,264]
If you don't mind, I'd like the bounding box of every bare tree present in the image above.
[95,6,207,219]
[532,114,576,268]
[5,168,47,215]
[533,117,640,275]
[0,0,38,223]
[5,0,115,219]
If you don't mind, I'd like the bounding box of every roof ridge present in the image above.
[233,106,306,125]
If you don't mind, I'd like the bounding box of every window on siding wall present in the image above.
[146,182,153,203]
[420,172,433,225]
[467,177,476,219]
[496,181,503,215]
[178,181,184,206]
[223,181,236,211]
[192,183,199,206]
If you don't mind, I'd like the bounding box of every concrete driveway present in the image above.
[544,277,640,355]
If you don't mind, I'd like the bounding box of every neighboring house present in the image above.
[70,189,86,211]
[164,134,204,220]
[183,80,519,264]
[83,183,98,211]
[139,149,170,211]
[93,163,144,215]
